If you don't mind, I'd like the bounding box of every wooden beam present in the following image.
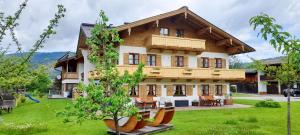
[156,20,159,27]
[216,38,232,46]
[196,27,212,35]
[184,11,187,19]
[227,46,243,54]
[128,28,131,36]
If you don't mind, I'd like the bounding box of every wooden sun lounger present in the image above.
[103,111,150,133]
[147,107,175,127]
[161,107,175,124]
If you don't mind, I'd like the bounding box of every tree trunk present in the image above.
[287,84,291,135]
[113,115,120,135]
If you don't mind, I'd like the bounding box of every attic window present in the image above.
[176,29,184,37]
[160,28,169,36]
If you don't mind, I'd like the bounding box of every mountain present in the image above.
[10,52,72,78]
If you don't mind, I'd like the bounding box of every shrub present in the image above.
[255,99,281,108]
[38,93,44,98]
[20,96,26,103]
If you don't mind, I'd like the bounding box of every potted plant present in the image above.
[192,100,199,106]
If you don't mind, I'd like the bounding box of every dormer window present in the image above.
[160,28,169,36]
[176,29,184,37]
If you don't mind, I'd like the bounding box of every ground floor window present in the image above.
[129,85,139,96]
[202,85,209,95]
[216,85,222,95]
[66,83,77,91]
[174,85,186,96]
[147,85,156,96]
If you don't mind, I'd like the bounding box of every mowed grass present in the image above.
[0,98,300,135]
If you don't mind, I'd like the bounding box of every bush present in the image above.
[38,93,44,98]
[20,96,26,103]
[255,99,281,108]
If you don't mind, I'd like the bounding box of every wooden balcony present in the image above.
[89,66,245,80]
[145,35,206,51]
[62,72,78,79]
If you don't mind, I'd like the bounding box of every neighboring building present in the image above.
[235,56,300,94]
[54,7,255,106]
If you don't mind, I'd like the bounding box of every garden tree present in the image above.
[59,11,144,135]
[229,55,244,69]
[250,13,300,135]
[26,65,52,94]
[0,0,66,91]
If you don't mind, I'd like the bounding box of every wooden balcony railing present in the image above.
[62,72,78,79]
[88,66,245,80]
[145,35,206,51]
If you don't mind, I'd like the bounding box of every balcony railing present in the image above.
[62,72,78,79]
[89,66,245,80]
[145,35,206,51]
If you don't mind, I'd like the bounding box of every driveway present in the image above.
[233,94,300,102]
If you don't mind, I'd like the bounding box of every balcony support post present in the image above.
[156,20,159,27]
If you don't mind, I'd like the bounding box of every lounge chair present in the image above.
[103,111,150,133]
[146,107,175,127]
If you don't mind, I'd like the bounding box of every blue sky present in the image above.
[1,0,299,62]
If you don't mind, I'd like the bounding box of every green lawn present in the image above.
[0,98,299,135]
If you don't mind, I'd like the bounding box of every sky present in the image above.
[1,0,300,62]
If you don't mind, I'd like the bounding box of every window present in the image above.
[129,85,139,96]
[129,53,139,65]
[202,85,209,95]
[66,83,77,91]
[174,85,186,96]
[147,85,156,96]
[67,60,77,72]
[147,54,156,66]
[176,56,184,67]
[176,29,184,37]
[215,58,222,68]
[160,28,169,36]
[216,85,223,95]
[202,57,209,68]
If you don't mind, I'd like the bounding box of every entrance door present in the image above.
[267,82,279,94]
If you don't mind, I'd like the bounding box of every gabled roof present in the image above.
[54,51,77,68]
[78,6,255,54]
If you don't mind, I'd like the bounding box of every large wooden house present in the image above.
[55,7,255,106]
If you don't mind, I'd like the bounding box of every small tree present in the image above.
[250,13,300,135]
[26,65,52,94]
[60,11,144,134]
[229,55,244,69]
[0,0,66,92]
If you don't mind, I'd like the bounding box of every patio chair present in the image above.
[134,111,150,130]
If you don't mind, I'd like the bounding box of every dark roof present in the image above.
[260,56,286,65]
[54,52,77,68]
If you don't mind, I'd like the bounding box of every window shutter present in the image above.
[186,85,193,96]
[167,85,173,96]
[209,58,215,68]
[222,59,226,69]
[156,54,161,66]
[197,85,202,96]
[139,84,146,98]
[171,56,176,67]
[197,57,203,68]
[184,56,188,67]
[156,85,161,96]
[124,53,129,65]
[140,54,146,64]
[222,84,227,95]
[209,84,215,96]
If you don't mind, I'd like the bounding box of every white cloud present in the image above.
[1,0,299,62]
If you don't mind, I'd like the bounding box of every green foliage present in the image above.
[60,10,144,134]
[0,1,65,92]
[255,100,281,108]
[26,65,52,93]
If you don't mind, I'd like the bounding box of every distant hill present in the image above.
[9,52,73,78]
